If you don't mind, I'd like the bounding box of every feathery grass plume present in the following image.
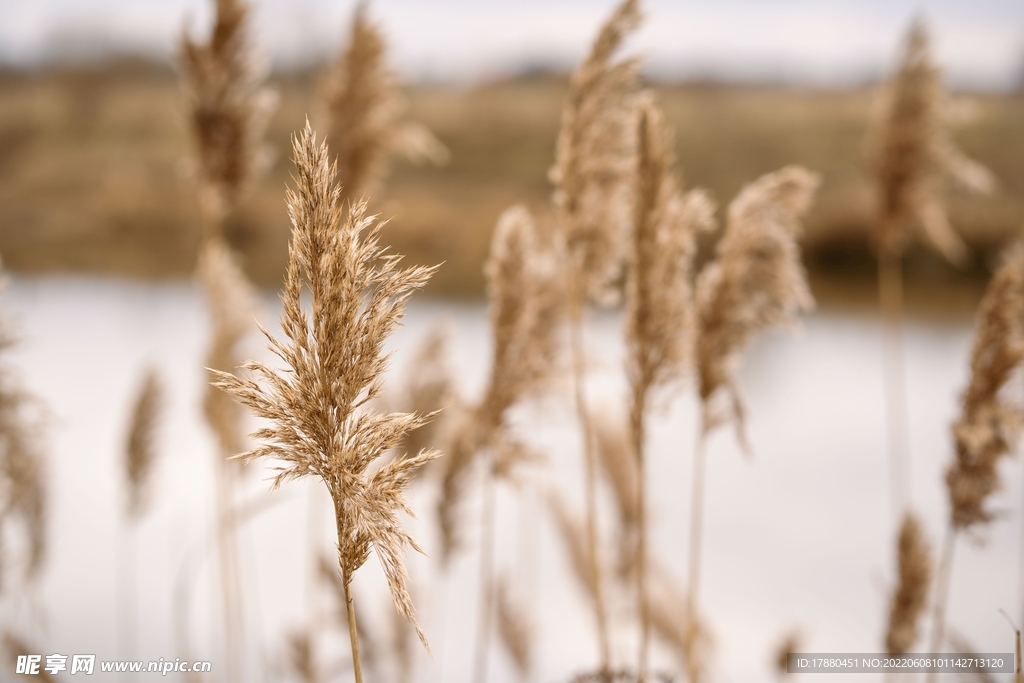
[321,3,448,205]
[548,492,599,606]
[551,1,643,669]
[495,573,534,681]
[594,406,638,565]
[551,0,643,307]
[0,309,46,592]
[124,367,164,520]
[884,511,932,654]
[436,205,561,562]
[199,238,258,458]
[946,243,1024,532]
[773,629,801,677]
[394,322,458,465]
[286,631,320,683]
[180,0,276,228]
[695,166,820,446]
[627,99,715,679]
[643,564,712,683]
[213,123,439,682]
[869,19,995,265]
[4,633,55,682]
[928,244,1024,676]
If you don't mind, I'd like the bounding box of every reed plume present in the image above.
[394,323,457,465]
[124,367,163,519]
[213,123,439,683]
[437,204,561,562]
[322,3,448,206]
[689,166,819,637]
[180,0,276,230]
[627,98,714,680]
[884,511,932,654]
[0,304,46,593]
[869,19,995,266]
[868,18,994,522]
[929,244,1024,671]
[495,573,534,681]
[550,0,643,670]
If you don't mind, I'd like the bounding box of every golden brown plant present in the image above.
[124,367,164,520]
[869,19,994,265]
[285,631,319,683]
[437,205,561,562]
[495,573,534,681]
[772,629,801,677]
[322,3,448,205]
[946,243,1024,531]
[593,406,638,578]
[551,0,643,308]
[645,565,712,683]
[180,0,276,228]
[929,244,1024,672]
[199,238,257,458]
[550,0,644,669]
[884,511,932,654]
[695,166,820,446]
[0,309,46,592]
[393,322,457,465]
[213,123,439,683]
[627,98,715,679]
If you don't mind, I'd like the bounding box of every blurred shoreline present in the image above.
[0,58,1020,320]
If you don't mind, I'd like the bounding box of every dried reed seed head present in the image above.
[627,99,715,408]
[495,574,535,678]
[199,237,258,459]
[481,205,564,430]
[0,314,47,590]
[592,403,640,579]
[645,565,713,683]
[550,0,644,308]
[321,3,447,204]
[124,367,164,519]
[285,631,319,683]
[884,511,932,654]
[180,0,276,220]
[869,19,995,264]
[547,492,600,606]
[773,629,801,675]
[212,122,439,650]
[695,166,820,446]
[946,243,1024,531]
[435,410,481,564]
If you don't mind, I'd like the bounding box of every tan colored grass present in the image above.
[0,300,47,592]
[627,97,715,679]
[124,367,164,520]
[884,511,932,654]
[180,0,276,228]
[321,4,448,206]
[437,204,561,562]
[551,0,642,308]
[868,19,995,265]
[213,123,439,682]
[495,573,534,680]
[946,243,1024,531]
[695,166,820,446]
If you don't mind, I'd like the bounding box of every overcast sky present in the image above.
[2,0,1022,88]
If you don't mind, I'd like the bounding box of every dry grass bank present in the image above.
[0,60,1021,314]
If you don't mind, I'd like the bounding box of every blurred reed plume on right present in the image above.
[928,243,1024,671]
[884,511,932,655]
[124,367,164,520]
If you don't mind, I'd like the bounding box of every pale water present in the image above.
[2,275,1021,682]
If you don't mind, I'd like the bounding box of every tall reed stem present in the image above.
[687,429,708,611]
[878,251,911,521]
[567,290,611,672]
[629,392,649,681]
[338,520,365,683]
[926,525,956,683]
[213,454,241,683]
[472,462,498,683]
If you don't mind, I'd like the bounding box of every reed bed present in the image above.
[3,2,1024,683]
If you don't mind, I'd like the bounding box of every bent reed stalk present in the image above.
[213,123,440,683]
[550,0,643,670]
